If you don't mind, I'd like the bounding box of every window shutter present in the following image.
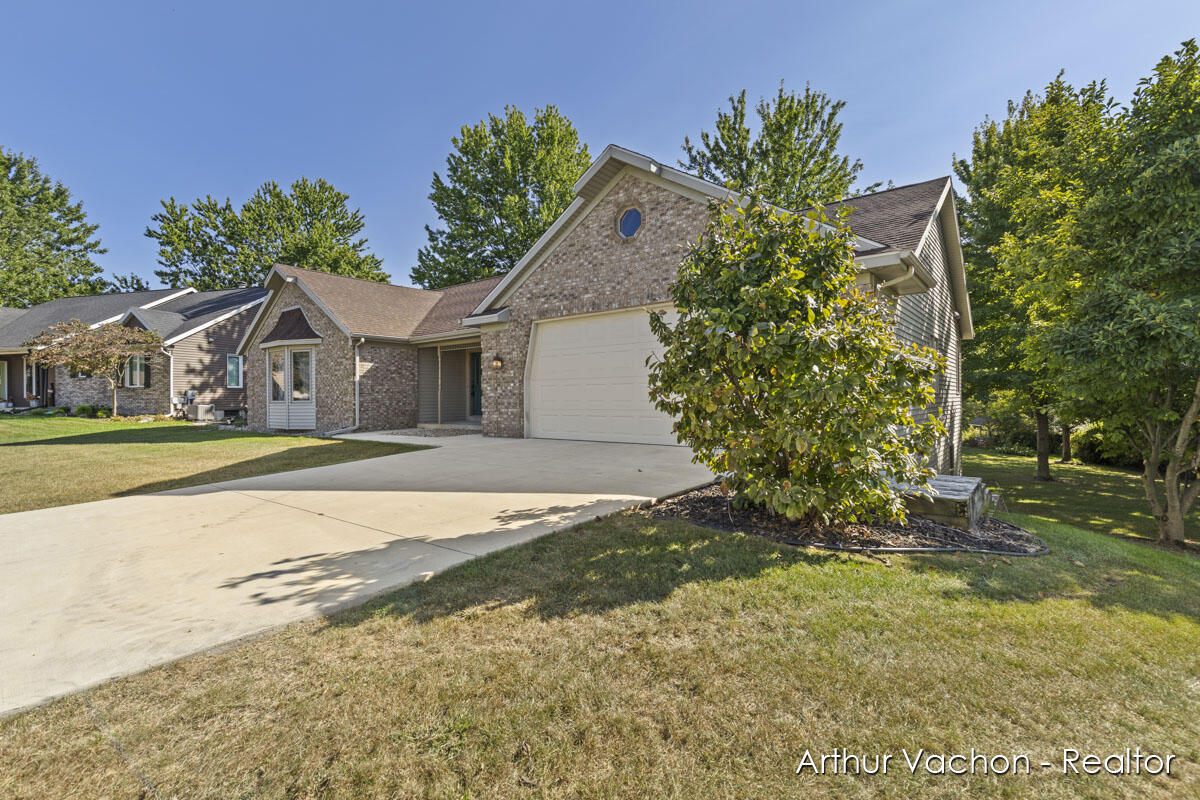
[143,357,151,389]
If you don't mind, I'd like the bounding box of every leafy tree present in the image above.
[954,77,1114,480]
[0,148,107,307]
[1051,41,1200,545]
[680,83,876,209]
[26,320,162,415]
[106,273,150,293]
[146,177,386,290]
[414,106,590,289]
[647,195,944,523]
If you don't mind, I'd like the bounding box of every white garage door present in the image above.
[527,307,679,445]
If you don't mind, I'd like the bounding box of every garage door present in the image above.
[527,307,679,445]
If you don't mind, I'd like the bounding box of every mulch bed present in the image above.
[651,483,1048,556]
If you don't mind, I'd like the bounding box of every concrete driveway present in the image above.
[0,434,711,716]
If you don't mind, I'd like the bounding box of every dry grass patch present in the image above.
[0,416,423,513]
[2,510,1197,799]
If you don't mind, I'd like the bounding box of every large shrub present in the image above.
[648,195,945,524]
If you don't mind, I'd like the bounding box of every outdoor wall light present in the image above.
[491,356,504,369]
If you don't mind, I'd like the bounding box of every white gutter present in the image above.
[877,263,916,292]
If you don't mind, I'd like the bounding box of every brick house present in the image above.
[239,145,973,473]
[0,287,266,416]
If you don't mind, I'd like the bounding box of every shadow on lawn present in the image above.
[321,515,834,626]
[310,512,1200,629]
[915,522,1200,622]
[0,425,250,447]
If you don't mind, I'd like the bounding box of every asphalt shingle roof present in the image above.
[826,177,951,253]
[0,287,268,348]
[273,264,442,339]
[0,289,183,348]
[411,276,503,338]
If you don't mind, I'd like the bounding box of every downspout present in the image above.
[327,336,365,436]
[877,262,916,292]
[161,345,174,417]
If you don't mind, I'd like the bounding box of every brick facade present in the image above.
[480,172,709,437]
[356,340,419,431]
[245,282,422,434]
[54,351,172,416]
[245,282,354,434]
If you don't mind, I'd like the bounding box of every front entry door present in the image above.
[469,352,482,417]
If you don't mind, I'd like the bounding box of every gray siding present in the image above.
[440,349,468,422]
[171,309,257,412]
[418,347,438,423]
[2,356,20,404]
[892,214,963,474]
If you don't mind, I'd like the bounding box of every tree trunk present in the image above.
[1060,423,1073,463]
[1034,409,1052,481]
[111,381,119,417]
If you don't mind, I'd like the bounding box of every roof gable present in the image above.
[0,288,196,350]
[271,264,441,339]
[469,144,909,317]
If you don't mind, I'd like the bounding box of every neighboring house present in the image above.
[0,287,267,416]
[240,144,972,473]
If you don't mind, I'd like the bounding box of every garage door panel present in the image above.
[528,307,679,445]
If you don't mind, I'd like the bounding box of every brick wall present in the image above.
[481,172,709,437]
[54,351,172,416]
[244,282,354,434]
[356,340,419,431]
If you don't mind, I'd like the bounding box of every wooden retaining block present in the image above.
[898,475,988,531]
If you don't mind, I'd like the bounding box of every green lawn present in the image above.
[964,447,1199,546]
[0,416,423,514]
[2,469,1197,797]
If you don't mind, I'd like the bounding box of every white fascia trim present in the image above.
[471,196,587,315]
[460,308,510,328]
[913,178,953,257]
[939,191,975,340]
[259,337,323,350]
[139,287,196,310]
[163,296,267,345]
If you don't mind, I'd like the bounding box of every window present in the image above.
[0,365,7,401]
[226,355,243,389]
[617,207,642,238]
[125,355,147,388]
[290,350,312,401]
[270,351,285,401]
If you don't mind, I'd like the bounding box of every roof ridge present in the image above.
[842,175,951,201]
[277,263,437,294]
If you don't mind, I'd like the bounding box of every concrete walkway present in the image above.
[0,435,712,716]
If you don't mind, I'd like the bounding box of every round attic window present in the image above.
[617,207,642,238]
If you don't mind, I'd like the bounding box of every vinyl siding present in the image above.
[171,309,258,412]
[891,215,962,474]
[418,347,438,423]
[440,349,468,422]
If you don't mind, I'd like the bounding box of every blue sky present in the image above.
[4,1,1198,288]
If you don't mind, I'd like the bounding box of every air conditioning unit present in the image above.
[186,403,216,422]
